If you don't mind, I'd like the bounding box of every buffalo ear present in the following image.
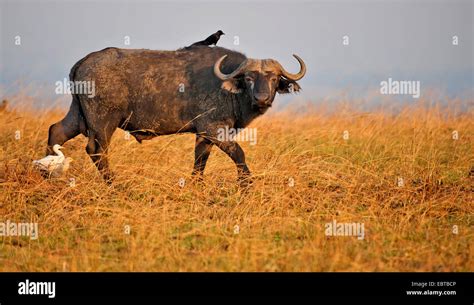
[221,79,242,94]
[277,78,301,94]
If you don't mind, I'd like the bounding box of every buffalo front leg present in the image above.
[213,140,251,187]
[191,134,214,177]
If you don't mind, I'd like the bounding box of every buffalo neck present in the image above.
[232,93,266,129]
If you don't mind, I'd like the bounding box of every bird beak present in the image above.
[59,146,65,149]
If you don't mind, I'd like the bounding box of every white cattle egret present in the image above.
[33,144,73,177]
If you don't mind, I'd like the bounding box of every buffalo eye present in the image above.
[244,76,254,83]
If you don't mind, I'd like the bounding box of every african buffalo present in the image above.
[47,46,306,185]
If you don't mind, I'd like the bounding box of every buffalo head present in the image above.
[214,54,306,111]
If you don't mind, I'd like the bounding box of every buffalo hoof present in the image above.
[238,176,253,189]
[190,175,206,186]
[103,172,115,185]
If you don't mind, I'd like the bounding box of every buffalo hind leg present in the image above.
[86,127,116,184]
[46,100,85,155]
[191,134,214,178]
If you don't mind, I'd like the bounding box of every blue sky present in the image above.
[0,0,472,109]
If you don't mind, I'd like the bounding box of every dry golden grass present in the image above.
[0,100,473,271]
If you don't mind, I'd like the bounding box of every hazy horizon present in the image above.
[0,0,473,110]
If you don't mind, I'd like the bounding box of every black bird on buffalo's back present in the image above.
[190,30,225,47]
